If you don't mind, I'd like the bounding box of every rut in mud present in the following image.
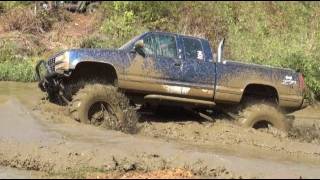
[137,105,320,146]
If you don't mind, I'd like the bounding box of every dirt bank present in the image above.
[0,82,319,178]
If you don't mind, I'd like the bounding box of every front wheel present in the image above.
[69,84,138,134]
[237,103,291,132]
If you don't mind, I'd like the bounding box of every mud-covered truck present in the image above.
[35,31,309,133]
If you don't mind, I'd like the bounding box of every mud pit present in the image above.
[0,82,320,178]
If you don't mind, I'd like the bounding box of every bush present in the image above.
[0,33,46,57]
[0,1,31,13]
[281,53,320,101]
[99,10,146,48]
[0,40,36,82]
[0,5,70,34]
[80,36,106,48]
[0,40,18,63]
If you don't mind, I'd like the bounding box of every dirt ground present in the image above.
[0,82,320,179]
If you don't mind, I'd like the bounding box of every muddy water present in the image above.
[0,167,37,179]
[0,82,40,107]
[0,81,320,178]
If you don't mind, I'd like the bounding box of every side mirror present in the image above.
[217,38,225,63]
[133,40,146,58]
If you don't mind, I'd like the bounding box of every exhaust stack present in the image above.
[217,38,225,63]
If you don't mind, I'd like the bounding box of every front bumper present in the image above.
[35,60,62,94]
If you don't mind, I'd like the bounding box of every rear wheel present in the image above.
[69,84,138,133]
[238,103,291,132]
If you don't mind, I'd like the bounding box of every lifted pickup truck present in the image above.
[36,31,308,133]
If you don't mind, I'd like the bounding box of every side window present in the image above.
[156,34,177,58]
[142,33,178,58]
[143,35,157,56]
[183,37,204,61]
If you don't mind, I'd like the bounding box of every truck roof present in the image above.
[146,31,209,42]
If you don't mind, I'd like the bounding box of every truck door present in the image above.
[126,33,183,95]
[144,33,182,83]
[180,36,216,100]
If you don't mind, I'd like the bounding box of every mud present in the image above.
[0,167,40,179]
[0,82,320,178]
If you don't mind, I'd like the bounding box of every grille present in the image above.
[47,57,55,73]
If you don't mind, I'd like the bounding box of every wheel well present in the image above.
[68,62,118,84]
[241,84,279,105]
[253,120,272,129]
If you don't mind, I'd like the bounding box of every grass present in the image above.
[0,60,36,82]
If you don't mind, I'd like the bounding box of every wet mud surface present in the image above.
[0,82,320,178]
[0,167,40,179]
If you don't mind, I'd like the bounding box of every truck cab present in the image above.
[118,32,218,102]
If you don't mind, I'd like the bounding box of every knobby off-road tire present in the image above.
[238,103,291,132]
[69,84,138,134]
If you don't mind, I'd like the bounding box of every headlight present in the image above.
[54,51,70,73]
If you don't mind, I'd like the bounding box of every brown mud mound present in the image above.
[83,156,244,179]
[89,169,194,179]
[104,155,241,178]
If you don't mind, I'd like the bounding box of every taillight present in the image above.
[298,73,305,91]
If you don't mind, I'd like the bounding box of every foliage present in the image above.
[0,40,36,82]
[0,1,31,13]
[80,36,105,49]
[1,4,70,34]
[0,41,18,63]
[0,60,36,82]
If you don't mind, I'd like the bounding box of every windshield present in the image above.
[119,34,142,50]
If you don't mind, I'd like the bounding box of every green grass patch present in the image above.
[0,61,36,82]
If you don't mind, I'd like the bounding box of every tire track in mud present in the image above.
[137,107,320,159]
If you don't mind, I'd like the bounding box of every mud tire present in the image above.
[238,103,291,132]
[69,84,138,134]
[48,91,65,105]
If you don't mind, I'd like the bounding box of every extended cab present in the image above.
[36,31,309,132]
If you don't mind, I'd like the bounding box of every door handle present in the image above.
[174,62,181,66]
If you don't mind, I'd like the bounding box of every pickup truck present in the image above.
[36,31,309,133]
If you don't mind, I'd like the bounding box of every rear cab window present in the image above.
[182,37,205,61]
